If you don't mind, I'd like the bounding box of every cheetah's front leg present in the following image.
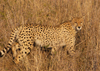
[65,43,76,71]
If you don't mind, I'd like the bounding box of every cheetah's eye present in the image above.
[74,22,77,23]
[80,22,83,24]
[74,22,77,25]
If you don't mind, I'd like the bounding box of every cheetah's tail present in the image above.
[0,46,11,57]
[0,26,21,57]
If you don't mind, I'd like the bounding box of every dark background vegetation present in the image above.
[0,0,100,71]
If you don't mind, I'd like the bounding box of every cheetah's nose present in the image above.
[78,27,80,29]
[77,26,82,31]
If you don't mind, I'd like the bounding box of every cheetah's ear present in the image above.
[71,18,77,29]
[79,17,84,25]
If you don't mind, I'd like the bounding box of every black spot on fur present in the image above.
[28,47,31,51]
[62,45,66,49]
[67,51,69,55]
[20,40,23,41]
[26,31,28,33]
[18,48,21,51]
[31,29,32,31]
[15,39,18,43]
[28,34,30,36]
[13,57,15,59]
[33,42,36,47]
[30,36,32,39]
[11,51,13,54]
[28,42,30,44]
[10,37,13,40]
[30,43,32,46]
[25,52,27,54]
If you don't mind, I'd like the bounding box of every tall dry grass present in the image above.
[0,0,100,71]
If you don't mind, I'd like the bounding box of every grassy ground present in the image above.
[0,0,100,71]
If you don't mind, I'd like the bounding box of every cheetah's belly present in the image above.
[35,37,66,48]
[34,31,66,48]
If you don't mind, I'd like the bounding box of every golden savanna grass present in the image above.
[0,0,100,71]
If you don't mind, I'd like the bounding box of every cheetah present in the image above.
[0,17,84,63]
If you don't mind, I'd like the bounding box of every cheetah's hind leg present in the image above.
[13,47,31,64]
[11,42,22,59]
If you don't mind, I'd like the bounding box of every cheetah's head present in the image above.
[71,17,84,31]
